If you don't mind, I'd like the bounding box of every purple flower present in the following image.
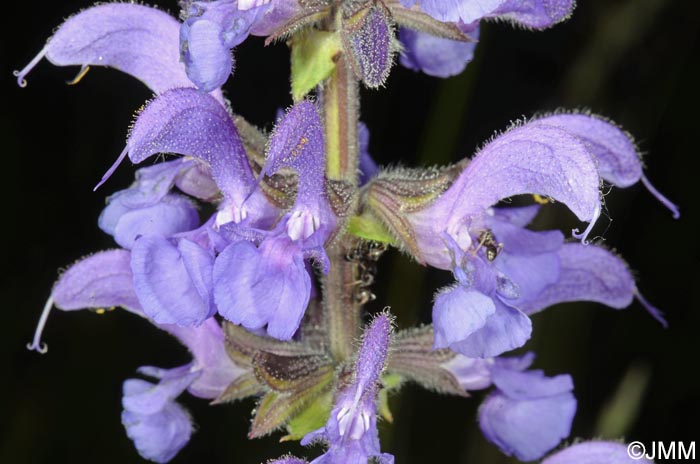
[383,114,673,357]
[535,113,679,218]
[29,249,244,391]
[399,0,574,30]
[122,369,198,463]
[121,317,244,459]
[406,121,602,269]
[301,315,394,464]
[443,353,576,461]
[358,122,379,184]
[99,160,203,250]
[214,101,334,339]
[180,0,271,91]
[398,0,575,77]
[399,23,479,78]
[14,3,210,95]
[112,92,333,338]
[542,441,654,464]
[479,358,577,461]
[27,248,244,461]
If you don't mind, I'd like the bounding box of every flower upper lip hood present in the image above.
[14,3,223,99]
[119,87,277,228]
[367,112,678,271]
[396,120,603,270]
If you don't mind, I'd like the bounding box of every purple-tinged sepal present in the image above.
[536,112,679,218]
[479,361,577,461]
[122,368,199,463]
[388,325,482,395]
[341,3,396,88]
[301,314,395,464]
[14,4,196,93]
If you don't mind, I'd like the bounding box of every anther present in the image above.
[66,65,91,85]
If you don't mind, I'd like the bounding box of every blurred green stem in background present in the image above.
[595,362,651,439]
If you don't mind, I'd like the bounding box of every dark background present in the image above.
[2,0,698,462]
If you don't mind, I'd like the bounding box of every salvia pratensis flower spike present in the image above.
[18,0,677,461]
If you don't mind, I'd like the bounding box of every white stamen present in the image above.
[572,202,601,245]
[13,46,49,88]
[286,209,318,241]
[449,223,472,251]
[641,174,680,219]
[215,203,248,229]
[237,0,271,11]
[27,297,54,354]
[94,146,129,191]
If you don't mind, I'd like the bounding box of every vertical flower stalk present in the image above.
[322,55,360,185]
[315,28,362,363]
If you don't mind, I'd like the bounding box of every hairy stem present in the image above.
[322,54,359,185]
[322,241,363,362]
[319,46,363,362]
